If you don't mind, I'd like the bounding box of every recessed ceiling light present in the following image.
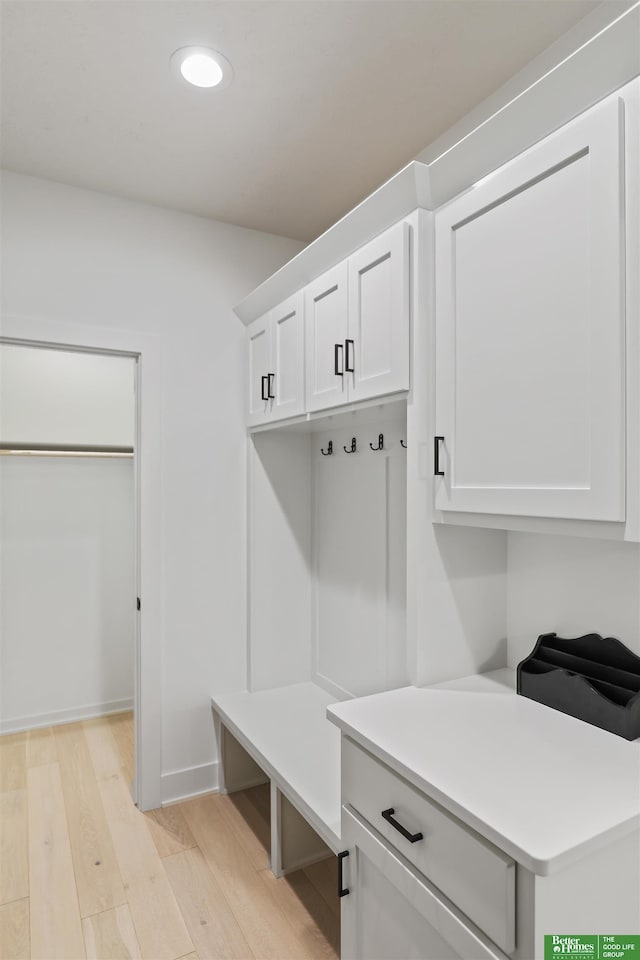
[170,46,233,90]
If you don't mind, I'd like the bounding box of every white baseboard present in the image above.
[0,697,134,735]
[313,671,353,701]
[161,761,219,806]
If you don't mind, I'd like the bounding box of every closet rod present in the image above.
[0,442,134,458]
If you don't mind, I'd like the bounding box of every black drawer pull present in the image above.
[261,375,268,401]
[338,850,350,897]
[334,343,344,376]
[381,808,424,844]
[267,372,275,400]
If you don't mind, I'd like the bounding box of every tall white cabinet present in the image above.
[245,214,415,696]
[434,95,626,522]
[224,201,420,885]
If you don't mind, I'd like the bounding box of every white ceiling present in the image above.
[1,0,603,241]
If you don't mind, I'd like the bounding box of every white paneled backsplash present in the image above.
[507,532,640,665]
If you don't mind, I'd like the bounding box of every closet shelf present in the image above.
[517,633,640,740]
[0,442,133,458]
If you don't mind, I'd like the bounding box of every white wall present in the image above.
[0,344,134,446]
[507,532,640,666]
[0,455,135,732]
[0,170,304,802]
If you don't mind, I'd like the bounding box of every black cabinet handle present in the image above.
[261,375,268,401]
[338,850,350,897]
[267,373,275,400]
[334,343,344,377]
[345,338,355,373]
[381,808,424,844]
[434,436,445,477]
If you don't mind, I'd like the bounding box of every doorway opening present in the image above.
[0,339,141,805]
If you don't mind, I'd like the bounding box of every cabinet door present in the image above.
[305,263,349,413]
[247,313,272,427]
[341,807,505,960]
[271,292,305,421]
[435,96,625,521]
[348,221,410,402]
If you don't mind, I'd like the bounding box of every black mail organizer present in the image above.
[517,632,640,740]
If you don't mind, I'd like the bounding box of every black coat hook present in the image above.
[344,437,357,454]
[400,440,407,448]
[370,434,384,451]
[320,440,333,456]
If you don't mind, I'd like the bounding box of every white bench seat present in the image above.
[211,681,342,866]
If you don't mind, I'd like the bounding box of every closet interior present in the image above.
[0,344,137,783]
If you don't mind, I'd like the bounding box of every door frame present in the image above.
[1,314,162,810]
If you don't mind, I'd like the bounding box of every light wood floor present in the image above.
[0,713,339,960]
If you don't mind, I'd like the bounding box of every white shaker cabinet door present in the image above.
[435,96,625,521]
[247,312,272,427]
[305,263,349,413]
[271,292,305,421]
[340,807,506,960]
[348,221,410,403]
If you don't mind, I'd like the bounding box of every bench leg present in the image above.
[270,783,332,877]
[214,716,269,794]
[270,781,283,877]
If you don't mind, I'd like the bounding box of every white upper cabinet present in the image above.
[305,263,349,413]
[271,293,305,421]
[305,221,410,414]
[435,96,625,521]
[248,220,411,426]
[348,221,410,403]
[247,312,272,427]
[246,293,305,427]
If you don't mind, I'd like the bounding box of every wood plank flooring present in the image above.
[0,714,339,960]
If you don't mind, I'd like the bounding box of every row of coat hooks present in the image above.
[320,433,407,456]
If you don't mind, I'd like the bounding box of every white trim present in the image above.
[234,167,431,325]
[0,698,134,735]
[0,315,163,811]
[247,391,409,435]
[312,672,353,702]
[419,3,638,168]
[160,761,219,806]
[427,16,639,212]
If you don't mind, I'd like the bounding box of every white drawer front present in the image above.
[342,805,509,960]
[342,738,515,954]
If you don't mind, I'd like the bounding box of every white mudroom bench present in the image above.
[211,681,341,876]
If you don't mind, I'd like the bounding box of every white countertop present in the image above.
[326,669,640,875]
